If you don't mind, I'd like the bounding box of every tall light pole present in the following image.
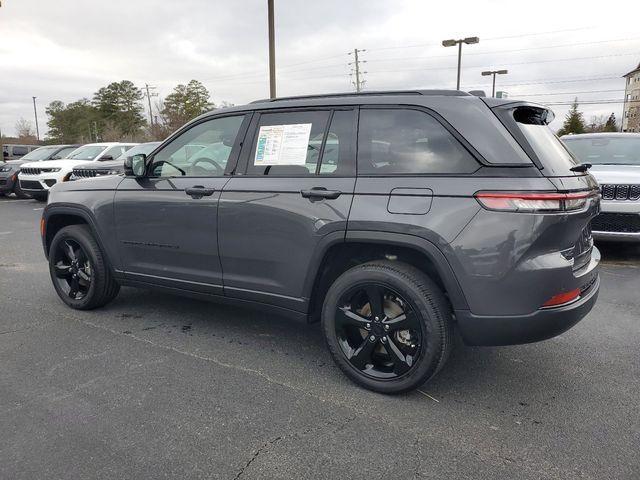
[267,0,276,99]
[481,69,508,97]
[441,36,479,90]
[32,96,40,141]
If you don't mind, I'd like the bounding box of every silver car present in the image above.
[562,133,640,242]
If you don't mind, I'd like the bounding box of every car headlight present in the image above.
[0,166,13,172]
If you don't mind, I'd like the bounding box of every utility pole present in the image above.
[481,69,508,97]
[143,84,158,127]
[442,36,479,90]
[32,97,40,141]
[267,0,276,99]
[348,48,367,92]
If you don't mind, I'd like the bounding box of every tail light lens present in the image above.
[475,191,596,213]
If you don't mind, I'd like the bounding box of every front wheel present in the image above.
[49,225,120,310]
[13,180,30,199]
[322,261,453,394]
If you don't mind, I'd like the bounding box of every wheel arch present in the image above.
[305,231,468,322]
[42,204,111,265]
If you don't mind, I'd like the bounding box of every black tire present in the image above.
[32,192,48,202]
[49,225,120,310]
[322,260,453,394]
[13,181,30,199]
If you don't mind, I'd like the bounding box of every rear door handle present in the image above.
[185,185,215,199]
[300,188,342,200]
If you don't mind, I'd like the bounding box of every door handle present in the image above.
[300,187,342,200]
[185,185,215,199]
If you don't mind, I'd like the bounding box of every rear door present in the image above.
[219,108,357,311]
[113,114,250,293]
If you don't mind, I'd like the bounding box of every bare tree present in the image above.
[15,117,35,138]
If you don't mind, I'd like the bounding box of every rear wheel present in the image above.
[322,261,453,394]
[49,225,120,310]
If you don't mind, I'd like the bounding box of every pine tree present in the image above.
[603,113,618,132]
[557,98,586,136]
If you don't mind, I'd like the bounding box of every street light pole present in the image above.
[442,36,479,90]
[481,69,509,97]
[32,96,40,141]
[267,0,276,99]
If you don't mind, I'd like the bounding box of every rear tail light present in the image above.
[475,191,595,213]
[542,288,580,308]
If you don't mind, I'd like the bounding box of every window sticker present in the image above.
[254,123,313,166]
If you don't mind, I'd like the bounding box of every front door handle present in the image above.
[300,187,342,200]
[185,185,215,199]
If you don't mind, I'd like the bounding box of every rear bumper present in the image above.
[455,275,599,346]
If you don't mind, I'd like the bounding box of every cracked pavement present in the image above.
[1,196,639,479]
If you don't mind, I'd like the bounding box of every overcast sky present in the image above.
[1,0,639,137]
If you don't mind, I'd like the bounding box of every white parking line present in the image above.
[0,231,13,235]
[32,208,43,211]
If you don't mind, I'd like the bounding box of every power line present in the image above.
[365,52,639,74]
[364,37,640,64]
[516,89,623,97]
[366,27,592,52]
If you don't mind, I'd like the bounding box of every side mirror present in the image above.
[99,155,114,161]
[124,154,147,177]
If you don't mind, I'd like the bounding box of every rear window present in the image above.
[512,106,579,176]
[562,136,640,166]
[357,108,479,175]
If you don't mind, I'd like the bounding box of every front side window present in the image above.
[357,109,479,175]
[152,115,246,177]
[247,110,330,176]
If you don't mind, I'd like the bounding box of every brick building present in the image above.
[623,62,640,132]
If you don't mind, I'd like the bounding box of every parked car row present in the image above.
[0,141,162,201]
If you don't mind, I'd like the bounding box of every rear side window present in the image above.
[511,106,579,175]
[247,110,330,176]
[357,109,479,175]
[13,146,28,156]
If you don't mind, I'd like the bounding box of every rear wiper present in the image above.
[570,163,592,172]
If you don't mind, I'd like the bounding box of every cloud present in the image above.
[1,0,638,136]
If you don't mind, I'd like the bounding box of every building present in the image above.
[622,62,640,132]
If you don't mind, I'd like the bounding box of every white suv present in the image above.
[19,142,137,201]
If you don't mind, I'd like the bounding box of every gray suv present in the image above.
[41,91,601,393]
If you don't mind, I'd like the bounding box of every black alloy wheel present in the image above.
[51,238,92,300]
[335,283,422,379]
[322,261,453,394]
[48,225,120,310]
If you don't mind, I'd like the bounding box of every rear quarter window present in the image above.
[510,106,580,176]
[357,108,480,175]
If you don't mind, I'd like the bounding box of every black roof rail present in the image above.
[250,89,470,104]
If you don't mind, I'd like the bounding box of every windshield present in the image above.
[20,146,59,161]
[66,145,107,161]
[562,137,640,166]
[115,142,160,160]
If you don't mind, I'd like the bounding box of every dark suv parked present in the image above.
[41,91,601,393]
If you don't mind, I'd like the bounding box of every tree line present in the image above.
[42,80,229,144]
[557,98,618,136]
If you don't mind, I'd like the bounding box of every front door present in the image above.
[219,108,357,311]
[113,114,250,294]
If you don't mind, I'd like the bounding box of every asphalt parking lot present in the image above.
[1,196,638,480]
